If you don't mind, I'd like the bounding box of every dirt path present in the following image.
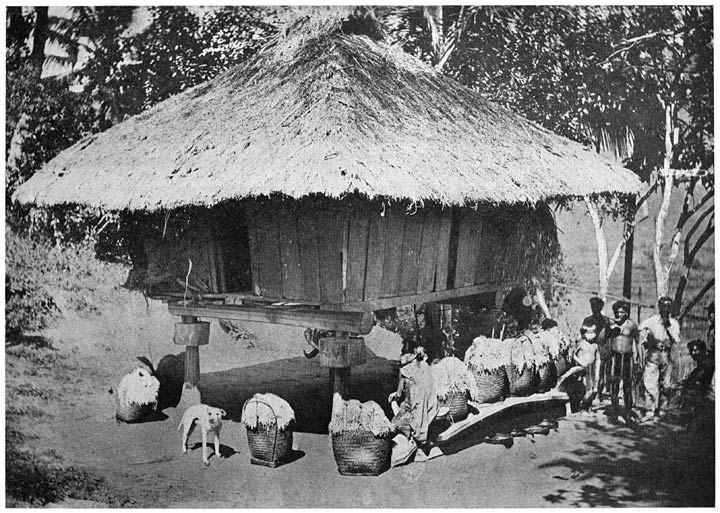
[8,293,714,507]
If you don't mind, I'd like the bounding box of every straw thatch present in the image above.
[14,9,641,212]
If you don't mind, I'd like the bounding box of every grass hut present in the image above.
[13,10,641,397]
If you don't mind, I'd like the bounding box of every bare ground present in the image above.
[6,288,714,508]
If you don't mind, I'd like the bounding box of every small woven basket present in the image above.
[470,366,507,403]
[116,401,156,423]
[331,430,392,476]
[242,397,294,467]
[438,390,469,421]
[507,363,534,396]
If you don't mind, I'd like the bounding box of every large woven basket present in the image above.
[438,390,469,421]
[535,361,556,392]
[116,401,156,423]
[470,366,507,403]
[242,397,294,467]
[507,363,534,396]
[331,430,392,476]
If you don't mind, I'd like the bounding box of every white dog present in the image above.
[178,404,226,466]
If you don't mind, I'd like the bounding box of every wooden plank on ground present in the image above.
[168,302,375,334]
[255,205,283,298]
[318,204,347,305]
[245,204,262,296]
[435,392,570,443]
[297,205,321,302]
[399,210,423,296]
[278,207,303,300]
[380,205,406,298]
[345,211,370,303]
[363,207,388,300]
[434,209,453,291]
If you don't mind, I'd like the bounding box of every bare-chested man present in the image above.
[607,300,639,423]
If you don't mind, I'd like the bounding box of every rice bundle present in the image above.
[508,336,536,373]
[465,336,508,373]
[241,393,295,431]
[464,336,509,403]
[430,356,479,401]
[528,332,552,368]
[538,327,571,359]
[117,367,160,408]
[328,399,393,438]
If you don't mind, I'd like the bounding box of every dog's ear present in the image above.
[221,409,227,417]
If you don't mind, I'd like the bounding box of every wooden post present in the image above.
[318,332,366,399]
[174,315,210,405]
[330,368,351,400]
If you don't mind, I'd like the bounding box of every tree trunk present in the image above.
[623,197,636,299]
[585,197,609,301]
[653,180,673,298]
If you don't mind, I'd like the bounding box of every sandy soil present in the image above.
[10,291,714,508]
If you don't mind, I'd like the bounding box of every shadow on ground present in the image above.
[538,409,715,507]
[195,350,398,434]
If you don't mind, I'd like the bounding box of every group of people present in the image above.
[571,295,714,424]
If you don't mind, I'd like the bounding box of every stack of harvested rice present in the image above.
[507,335,536,396]
[465,336,507,372]
[538,326,572,376]
[328,399,393,437]
[241,393,295,431]
[431,356,479,401]
[116,367,160,422]
[464,336,508,403]
[528,332,554,390]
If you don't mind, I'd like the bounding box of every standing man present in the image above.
[583,297,611,401]
[639,296,682,422]
[607,300,639,423]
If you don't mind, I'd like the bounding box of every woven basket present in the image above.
[331,430,392,476]
[535,361,556,391]
[438,390,468,421]
[470,366,507,403]
[242,397,294,467]
[116,401,155,423]
[507,363,534,396]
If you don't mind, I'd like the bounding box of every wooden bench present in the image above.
[435,391,570,443]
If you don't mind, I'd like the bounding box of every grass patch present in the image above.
[5,446,135,507]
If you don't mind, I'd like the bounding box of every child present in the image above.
[573,319,601,413]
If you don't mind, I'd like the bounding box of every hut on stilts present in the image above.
[13,10,640,404]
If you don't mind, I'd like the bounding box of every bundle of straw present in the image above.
[328,399,393,438]
[465,336,508,373]
[241,393,295,431]
[537,327,571,359]
[508,336,536,372]
[528,332,552,368]
[117,367,160,408]
[430,356,479,401]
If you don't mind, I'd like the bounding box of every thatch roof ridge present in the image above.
[14,9,641,212]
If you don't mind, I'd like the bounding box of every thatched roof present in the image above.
[14,10,641,212]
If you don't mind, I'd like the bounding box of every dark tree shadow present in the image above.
[5,332,55,350]
[537,407,715,507]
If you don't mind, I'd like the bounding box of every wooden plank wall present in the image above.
[246,201,505,305]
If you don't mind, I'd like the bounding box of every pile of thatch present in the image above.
[430,356,479,401]
[14,8,640,212]
[328,398,393,437]
[241,393,295,431]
